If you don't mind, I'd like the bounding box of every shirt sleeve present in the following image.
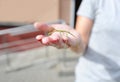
[77,0,98,20]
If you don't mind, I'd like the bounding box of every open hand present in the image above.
[34,22,81,49]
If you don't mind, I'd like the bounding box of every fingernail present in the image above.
[36,35,41,40]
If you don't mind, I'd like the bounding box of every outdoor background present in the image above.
[0,0,82,82]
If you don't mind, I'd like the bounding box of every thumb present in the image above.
[34,22,54,33]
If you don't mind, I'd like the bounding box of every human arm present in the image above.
[73,16,94,52]
[34,23,81,52]
[34,16,93,53]
[34,0,96,53]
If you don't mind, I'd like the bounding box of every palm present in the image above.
[34,23,81,49]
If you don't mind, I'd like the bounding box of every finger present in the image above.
[62,35,68,43]
[40,35,69,49]
[36,35,44,41]
[51,35,69,49]
[36,34,59,46]
[46,34,63,48]
[40,36,49,45]
[49,34,59,44]
[34,22,54,34]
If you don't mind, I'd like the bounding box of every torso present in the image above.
[78,0,120,81]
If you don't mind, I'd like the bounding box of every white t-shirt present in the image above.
[76,0,120,82]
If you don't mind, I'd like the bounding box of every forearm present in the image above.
[69,33,87,53]
[71,16,94,53]
[70,40,85,53]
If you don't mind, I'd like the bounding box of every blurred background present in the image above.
[0,0,82,82]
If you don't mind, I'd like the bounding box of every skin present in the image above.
[75,16,94,51]
[48,29,76,37]
[34,16,94,53]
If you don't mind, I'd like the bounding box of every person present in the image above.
[34,0,120,82]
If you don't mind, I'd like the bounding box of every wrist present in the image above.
[70,39,85,53]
